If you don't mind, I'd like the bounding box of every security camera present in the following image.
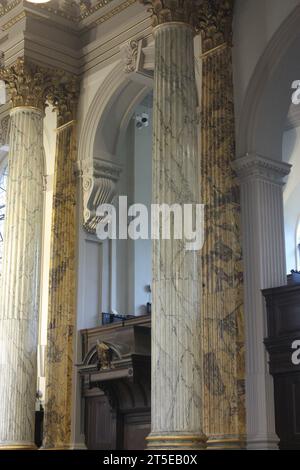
[141,113,149,126]
[135,113,149,129]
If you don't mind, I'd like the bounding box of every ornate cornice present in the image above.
[198,0,234,53]
[233,154,292,185]
[0,57,55,110]
[0,0,21,18]
[0,0,138,31]
[1,10,25,30]
[139,0,203,29]
[38,0,135,24]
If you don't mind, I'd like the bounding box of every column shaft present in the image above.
[0,107,44,449]
[43,115,77,449]
[148,22,206,450]
[201,44,245,449]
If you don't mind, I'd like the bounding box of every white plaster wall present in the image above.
[76,60,121,331]
[283,125,300,273]
[233,0,300,124]
[132,102,152,315]
[112,101,152,317]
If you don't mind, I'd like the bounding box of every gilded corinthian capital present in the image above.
[0,57,54,110]
[198,0,234,53]
[0,57,80,120]
[140,0,203,29]
[48,74,80,126]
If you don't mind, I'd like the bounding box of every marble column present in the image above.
[199,0,246,449]
[234,154,291,450]
[0,58,49,449]
[140,1,207,450]
[42,78,79,449]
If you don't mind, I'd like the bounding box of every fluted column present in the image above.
[42,78,79,449]
[199,0,246,449]
[0,59,50,449]
[234,154,291,449]
[140,0,206,450]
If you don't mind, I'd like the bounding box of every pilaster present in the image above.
[234,153,291,449]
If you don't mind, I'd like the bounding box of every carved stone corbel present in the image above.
[78,157,122,233]
[121,37,154,85]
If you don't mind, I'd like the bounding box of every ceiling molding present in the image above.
[0,0,21,18]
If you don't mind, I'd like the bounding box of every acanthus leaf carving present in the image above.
[0,57,54,110]
[198,0,234,53]
[47,73,80,126]
[122,39,139,74]
[0,56,80,119]
[140,0,234,53]
[140,0,203,29]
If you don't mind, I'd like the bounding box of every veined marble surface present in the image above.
[201,45,245,448]
[0,107,44,447]
[150,23,205,445]
[43,121,77,449]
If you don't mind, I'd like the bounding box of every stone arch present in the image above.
[78,60,153,231]
[237,4,300,161]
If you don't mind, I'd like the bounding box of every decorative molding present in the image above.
[38,0,115,23]
[37,0,137,25]
[0,0,21,18]
[140,0,202,29]
[1,10,25,30]
[93,0,138,26]
[0,0,140,31]
[77,157,122,233]
[233,154,292,184]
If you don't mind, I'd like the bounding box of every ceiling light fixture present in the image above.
[26,0,51,4]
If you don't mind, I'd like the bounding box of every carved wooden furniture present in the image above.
[79,315,151,450]
[263,285,300,450]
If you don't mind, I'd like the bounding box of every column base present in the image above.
[0,442,37,450]
[207,435,246,450]
[146,433,207,450]
[40,444,74,450]
[246,434,279,450]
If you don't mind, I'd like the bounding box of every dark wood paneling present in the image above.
[263,285,300,450]
[80,317,151,450]
[85,395,115,450]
